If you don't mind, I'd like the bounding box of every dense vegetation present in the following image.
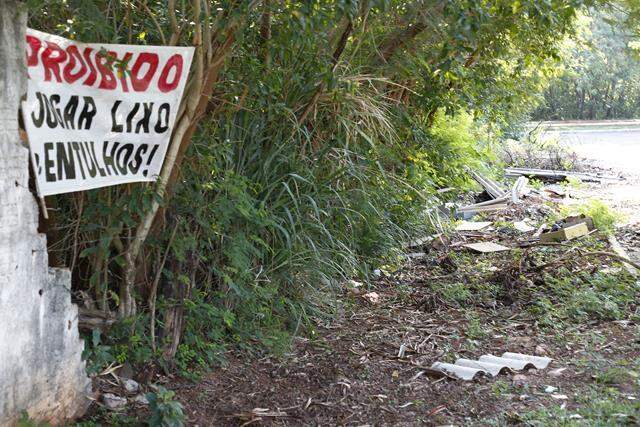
[533,5,640,121]
[27,0,605,376]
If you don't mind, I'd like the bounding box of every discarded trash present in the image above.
[468,169,508,199]
[463,242,510,253]
[511,176,529,202]
[457,201,509,216]
[505,167,610,183]
[457,172,529,217]
[347,280,363,288]
[406,252,427,259]
[430,362,488,381]
[397,343,407,358]
[548,367,567,377]
[480,353,550,370]
[455,359,512,376]
[514,220,535,233]
[540,221,590,243]
[455,221,492,231]
[501,352,552,369]
[430,352,552,381]
[407,236,432,248]
[564,214,595,231]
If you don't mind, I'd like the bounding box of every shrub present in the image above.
[560,200,622,234]
[147,387,185,427]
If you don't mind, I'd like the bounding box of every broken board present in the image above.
[463,242,510,253]
[455,221,492,231]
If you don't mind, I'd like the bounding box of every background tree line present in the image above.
[534,6,640,121]
[25,0,608,375]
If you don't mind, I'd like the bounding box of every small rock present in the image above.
[548,367,567,378]
[372,269,382,278]
[133,394,149,405]
[551,394,568,400]
[121,378,140,393]
[512,374,528,387]
[544,385,558,393]
[102,393,127,409]
[363,291,380,304]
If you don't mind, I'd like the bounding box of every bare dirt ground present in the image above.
[175,251,639,425]
[177,293,639,426]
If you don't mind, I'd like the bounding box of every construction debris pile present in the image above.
[417,166,637,270]
[393,166,639,381]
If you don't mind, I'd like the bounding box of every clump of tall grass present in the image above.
[164,70,494,372]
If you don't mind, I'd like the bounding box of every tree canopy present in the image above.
[534,6,640,120]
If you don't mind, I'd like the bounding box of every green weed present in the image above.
[559,200,622,234]
[526,269,638,327]
[517,388,640,426]
[594,367,635,386]
[147,386,185,427]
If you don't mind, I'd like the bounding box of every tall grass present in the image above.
[161,69,494,373]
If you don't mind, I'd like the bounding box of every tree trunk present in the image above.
[160,252,196,360]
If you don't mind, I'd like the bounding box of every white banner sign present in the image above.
[22,28,194,196]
